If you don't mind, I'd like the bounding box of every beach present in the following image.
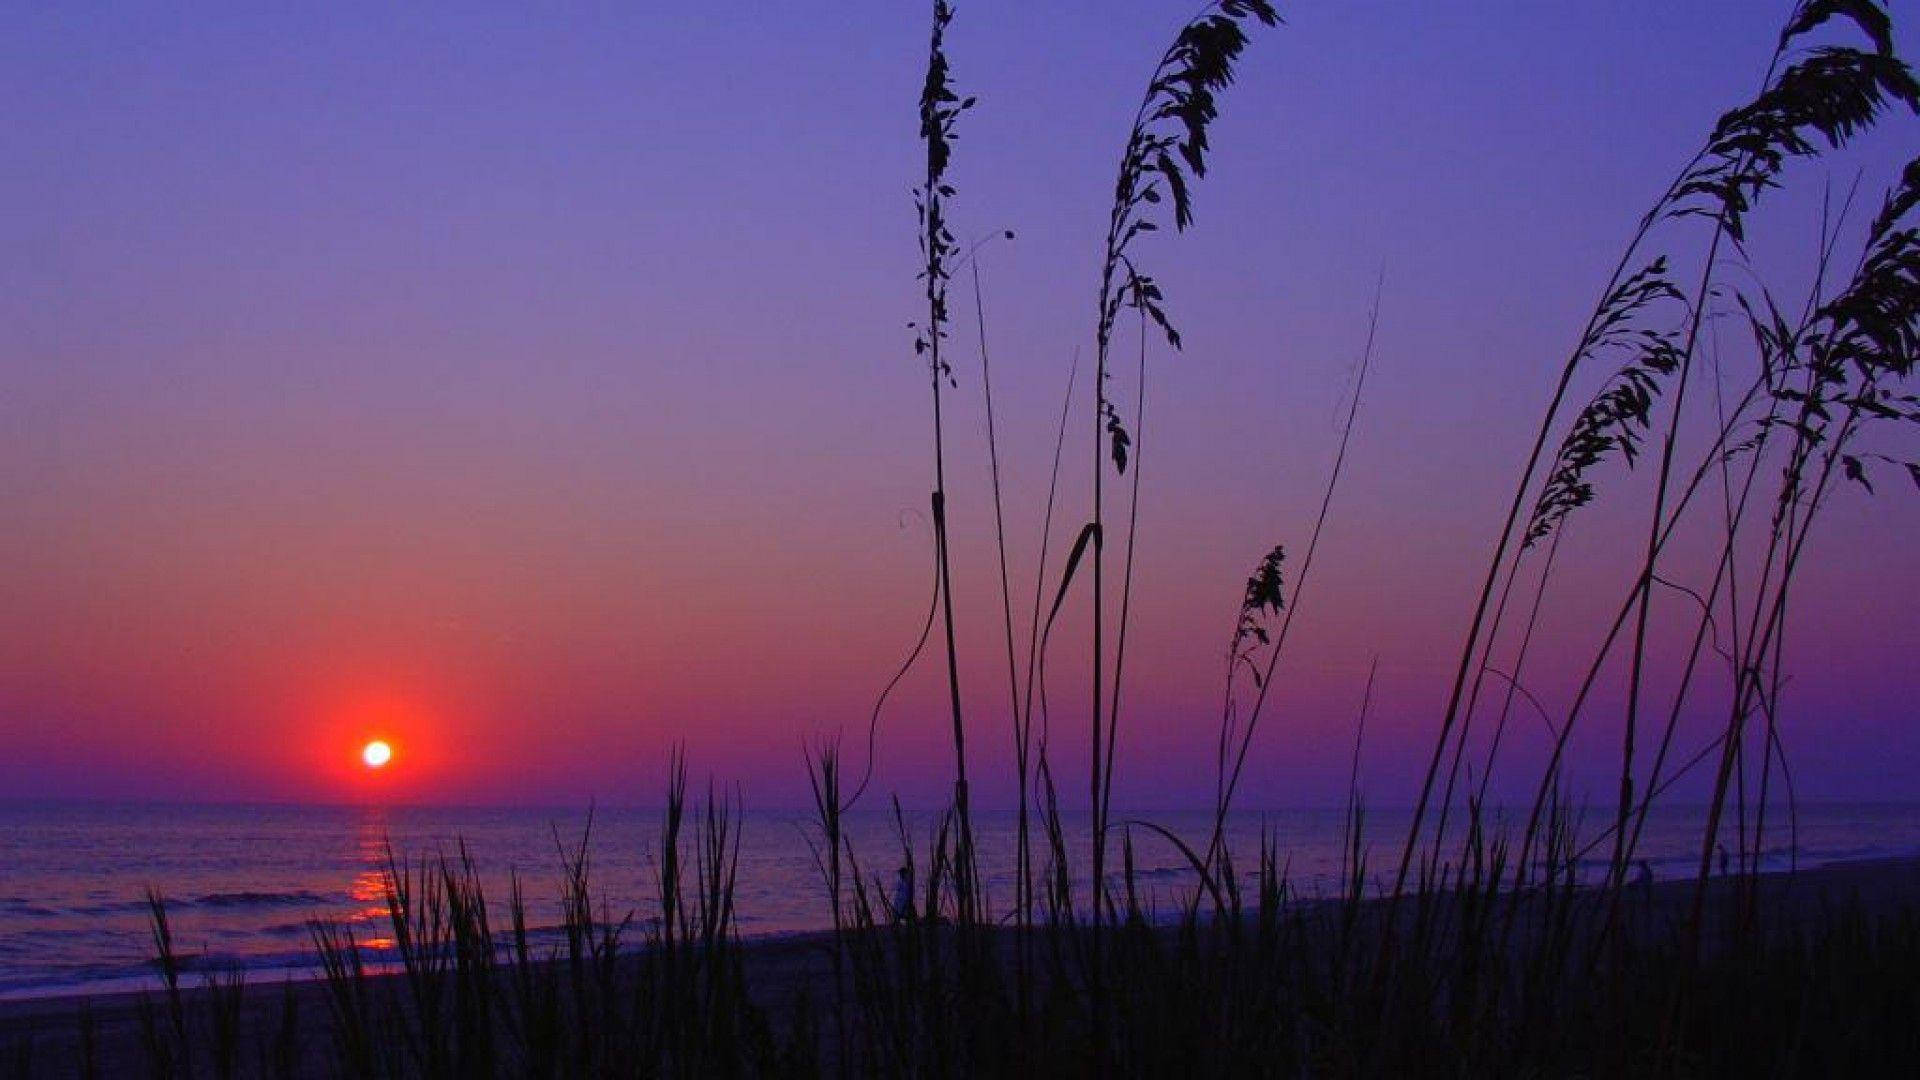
[6,854,1916,1078]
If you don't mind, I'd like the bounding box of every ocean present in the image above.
[3,799,1916,1001]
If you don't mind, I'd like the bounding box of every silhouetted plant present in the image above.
[1081,0,1279,940]
[1399,0,1920,913]
[908,0,983,935]
[1525,260,1688,549]
[1207,278,1381,872]
[1214,543,1285,821]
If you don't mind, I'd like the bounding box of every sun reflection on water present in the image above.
[348,805,396,950]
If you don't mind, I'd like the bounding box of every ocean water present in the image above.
[2,799,1917,1001]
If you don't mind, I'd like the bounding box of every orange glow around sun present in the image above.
[308,687,452,799]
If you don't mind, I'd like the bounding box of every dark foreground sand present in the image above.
[5,857,1917,1077]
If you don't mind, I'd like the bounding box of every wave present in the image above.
[55,890,338,917]
[1812,842,1920,868]
[190,890,332,909]
[1130,866,1194,881]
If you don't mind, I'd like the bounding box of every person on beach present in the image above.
[891,865,915,923]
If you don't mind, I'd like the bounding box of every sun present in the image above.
[361,740,393,769]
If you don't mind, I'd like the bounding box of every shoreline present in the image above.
[6,849,1916,1008]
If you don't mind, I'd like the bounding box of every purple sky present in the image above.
[3,1,1916,809]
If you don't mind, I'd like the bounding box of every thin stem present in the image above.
[1211,270,1383,867]
[1101,305,1150,885]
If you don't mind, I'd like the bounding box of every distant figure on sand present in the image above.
[1718,843,1731,877]
[891,866,915,923]
[1635,859,1654,892]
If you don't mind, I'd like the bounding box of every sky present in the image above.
[3,1,1917,811]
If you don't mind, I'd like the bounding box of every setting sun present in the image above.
[361,740,392,769]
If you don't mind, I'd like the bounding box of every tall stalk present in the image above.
[1612,226,1727,890]
[1389,204,1692,902]
[969,250,1029,932]
[1405,0,1916,910]
[1021,351,1081,927]
[1084,0,1278,930]
[1101,307,1149,874]
[912,0,979,926]
[1209,270,1381,871]
[1692,147,1920,949]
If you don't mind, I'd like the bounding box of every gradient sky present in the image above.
[4,1,1917,810]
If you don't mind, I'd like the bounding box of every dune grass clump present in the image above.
[99,816,1920,1078]
[116,761,797,1079]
